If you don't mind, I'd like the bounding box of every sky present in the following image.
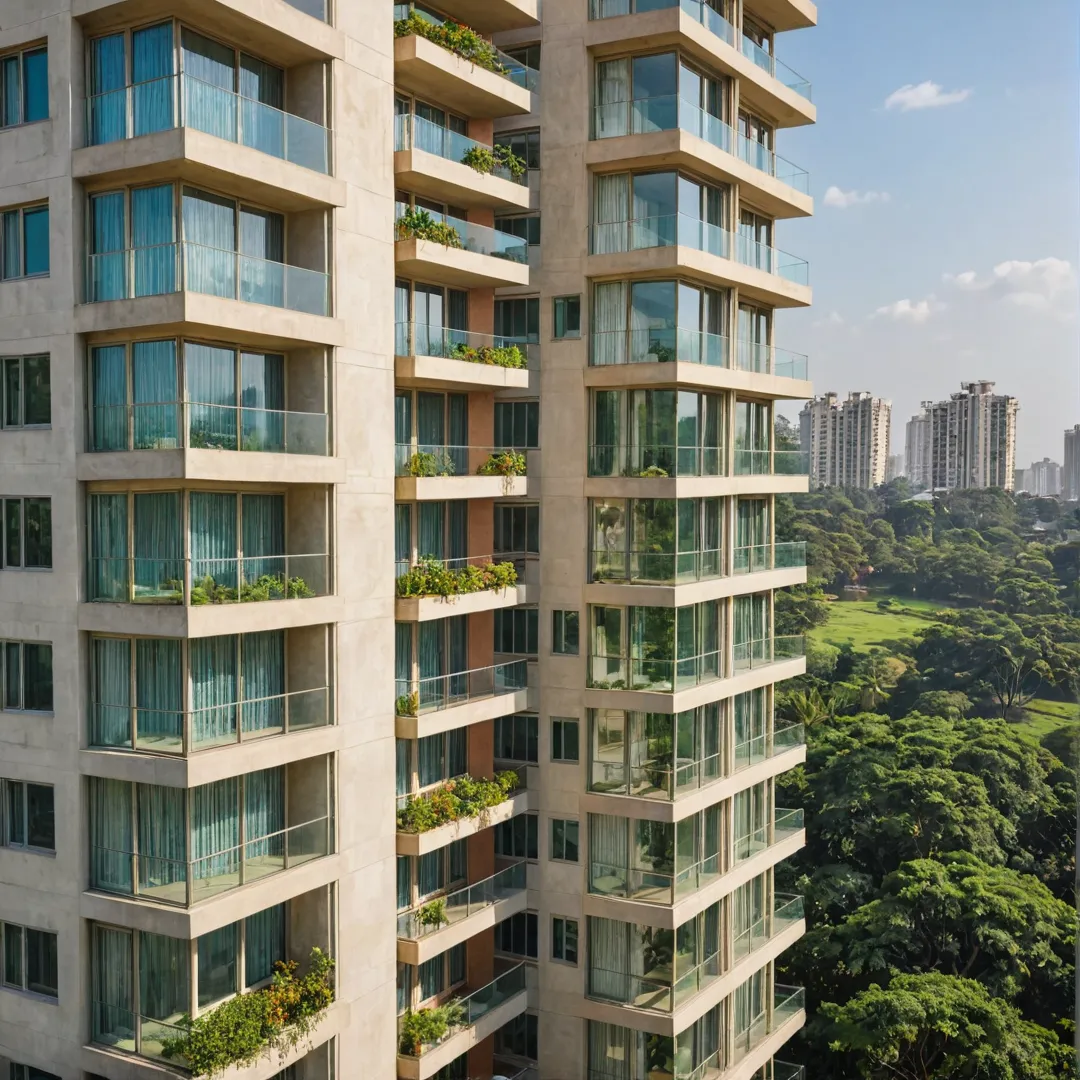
[771,0,1079,465]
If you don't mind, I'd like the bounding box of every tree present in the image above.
[775,581,831,634]
[817,973,1076,1080]
[911,690,971,718]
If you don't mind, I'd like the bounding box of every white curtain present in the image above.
[595,58,630,138]
[588,916,630,1003]
[593,281,628,365]
[593,174,629,255]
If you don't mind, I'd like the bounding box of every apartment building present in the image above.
[799,391,890,489]
[905,381,1018,493]
[0,1,815,1079]
[1015,458,1062,498]
[1063,426,1080,502]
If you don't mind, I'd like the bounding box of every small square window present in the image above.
[552,610,579,655]
[552,916,578,964]
[551,718,580,763]
[553,295,581,339]
[550,818,579,862]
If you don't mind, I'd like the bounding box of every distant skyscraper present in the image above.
[886,453,904,482]
[1065,426,1080,501]
[905,381,1018,492]
[800,391,891,489]
[1026,458,1062,497]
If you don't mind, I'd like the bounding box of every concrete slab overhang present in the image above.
[394,148,532,212]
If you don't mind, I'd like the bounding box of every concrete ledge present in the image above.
[584,566,807,608]
[395,237,531,290]
[397,886,528,967]
[395,352,532,391]
[73,128,346,212]
[395,687,530,740]
[78,595,346,639]
[395,583,532,622]
[439,0,540,32]
[583,360,812,401]
[395,148,532,211]
[396,788,529,857]
[726,1008,808,1080]
[583,475,809,499]
[77,449,345,485]
[749,0,817,32]
[394,34,532,119]
[395,475,528,501]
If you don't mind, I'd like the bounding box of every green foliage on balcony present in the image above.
[396,771,520,834]
[450,340,527,368]
[161,948,334,1079]
[416,898,450,929]
[460,143,526,179]
[189,573,315,605]
[396,557,518,599]
[395,690,420,717]
[394,13,507,76]
[395,207,463,248]
[399,999,466,1056]
[477,450,527,477]
[405,450,457,477]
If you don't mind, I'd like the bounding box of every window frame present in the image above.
[494,399,539,450]
[495,128,540,171]
[495,811,538,861]
[494,295,540,343]
[495,606,539,656]
[0,44,49,129]
[1,778,56,852]
[551,915,579,964]
[553,295,581,339]
[1,355,50,429]
[551,717,580,763]
[494,910,538,959]
[495,712,538,765]
[1,497,52,570]
[494,502,539,557]
[551,610,580,656]
[0,641,54,713]
[0,920,58,999]
[549,817,580,863]
[494,212,541,246]
[0,203,50,281]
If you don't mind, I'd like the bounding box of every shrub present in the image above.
[637,465,670,478]
[394,14,506,76]
[396,558,518,598]
[449,341,526,368]
[395,207,463,248]
[161,948,334,1079]
[396,771,519,834]
[478,450,527,477]
[399,999,467,1056]
[416,898,449,929]
[395,691,419,717]
[461,143,527,179]
[405,450,457,477]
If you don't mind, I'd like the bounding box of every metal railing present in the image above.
[733,449,809,476]
[591,546,723,585]
[732,893,804,961]
[774,807,804,840]
[775,1062,806,1080]
[88,401,329,456]
[741,35,812,100]
[733,542,807,574]
[773,720,805,753]
[86,241,329,316]
[395,442,528,478]
[91,685,332,756]
[85,72,332,173]
[397,861,526,939]
[589,851,721,905]
[588,649,724,693]
[395,206,529,263]
[90,815,331,907]
[91,1002,187,1065]
[588,443,726,479]
[732,635,805,672]
[396,551,523,585]
[394,113,527,185]
[589,752,724,801]
[735,340,809,380]
[396,659,528,715]
[86,553,329,605]
[394,322,534,368]
[589,948,721,1013]
[590,213,810,286]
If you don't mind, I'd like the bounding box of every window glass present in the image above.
[25,927,57,996]
[21,206,49,276]
[551,818,580,862]
[554,296,581,339]
[552,718,580,762]
[552,916,578,963]
[197,923,238,1007]
[25,783,53,849]
[22,49,47,123]
[495,713,538,763]
[552,611,580,655]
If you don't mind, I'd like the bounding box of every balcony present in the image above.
[735,807,803,863]
[734,720,805,773]
[588,442,725,480]
[396,554,533,620]
[590,96,810,218]
[395,115,531,211]
[395,322,532,391]
[588,215,810,308]
[731,636,805,677]
[408,0,540,33]
[585,0,815,128]
[398,962,529,1080]
[397,862,527,964]
[733,542,806,576]
[730,985,806,1068]
[395,659,529,738]
[395,209,531,289]
[733,894,804,964]
[592,547,723,587]
[394,23,534,119]
[395,443,529,499]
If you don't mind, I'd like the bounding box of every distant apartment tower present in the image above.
[905,381,1018,492]
[800,391,891,488]
[886,454,904,482]
[1065,426,1080,500]
[1026,458,1063,497]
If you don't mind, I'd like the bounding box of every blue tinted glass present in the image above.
[1,56,19,127]
[22,49,47,122]
[22,206,49,276]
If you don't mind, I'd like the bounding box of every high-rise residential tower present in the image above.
[905,381,1018,493]
[0,2,815,1079]
[799,391,891,489]
[1064,426,1080,502]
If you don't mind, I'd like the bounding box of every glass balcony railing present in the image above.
[90,815,331,907]
[589,851,720,906]
[589,0,736,46]
[86,242,330,316]
[396,659,528,716]
[88,401,329,456]
[400,962,529,1057]
[588,443,725,479]
[588,649,723,693]
[396,550,524,586]
[394,114,527,185]
[775,1062,806,1080]
[397,862,526,939]
[733,719,805,772]
[732,635,806,672]
[741,35,812,101]
[85,73,331,173]
[592,547,722,585]
[590,214,810,286]
[395,443,529,478]
[590,947,721,1014]
[395,207,529,264]
[86,553,330,605]
[732,894,804,963]
[732,542,807,574]
[589,749,723,800]
[91,686,332,756]
[592,95,809,196]
[774,807,804,841]
[773,720,805,753]
[395,322,534,368]
[733,449,810,476]
[733,340,809,380]
[734,808,803,863]
[92,1002,186,1065]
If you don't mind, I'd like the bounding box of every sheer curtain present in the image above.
[588,916,630,1002]
[90,344,128,450]
[244,904,285,986]
[140,931,189,1021]
[132,183,176,297]
[90,777,134,893]
[241,492,285,583]
[242,630,285,736]
[592,282,627,366]
[417,503,445,562]
[395,623,413,702]
[89,34,127,144]
[394,281,411,355]
[182,187,237,298]
[138,782,187,892]
[89,191,126,302]
[245,767,285,856]
[135,638,183,749]
[395,504,412,576]
[190,777,239,880]
[181,28,237,142]
[447,502,467,567]
[132,491,182,600]
[190,635,238,747]
[132,339,179,448]
[91,636,131,748]
[239,207,285,306]
[186,341,237,449]
[92,926,133,1041]
[131,22,175,137]
[239,54,285,160]
[595,58,630,138]
[589,814,628,892]
[240,351,285,450]
[88,492,128,601]
[593,173,629,254]
[587,1022,632,1080]
[190,491,238,589]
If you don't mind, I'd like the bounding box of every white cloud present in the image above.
[884,81,972,111]
[823,186,891,209]
[812,310,845,328]
[873,298,942,324]
[944,257,1077,316]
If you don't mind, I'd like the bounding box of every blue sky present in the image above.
[771,0,1079,465]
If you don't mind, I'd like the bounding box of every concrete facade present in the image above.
[0,1,815,1078]
[800,391,890,489]
[1065,426,1080,502]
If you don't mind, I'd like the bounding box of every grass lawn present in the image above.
[1014,698,1080,744]
[811,600,943,652]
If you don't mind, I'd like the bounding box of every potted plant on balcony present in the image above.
[461,143,527,180]
[477,450,526,477]
[393,13,507,76]
[395,207,463,248]
[416,898,449,931]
